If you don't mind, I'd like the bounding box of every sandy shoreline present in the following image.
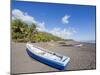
[11,42,96,74]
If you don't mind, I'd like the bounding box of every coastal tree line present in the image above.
[12,19,63,42]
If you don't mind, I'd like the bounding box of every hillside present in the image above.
[12,19,64,42]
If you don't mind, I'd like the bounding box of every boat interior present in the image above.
[27,44,64,61]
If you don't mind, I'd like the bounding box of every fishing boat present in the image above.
[74,44,83,47]
[26,43,70,70]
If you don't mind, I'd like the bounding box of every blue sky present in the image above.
[12,1,96,41]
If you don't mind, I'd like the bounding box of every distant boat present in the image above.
[74,44,83,47]
[26,43,70,70]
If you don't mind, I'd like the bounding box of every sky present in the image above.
[12,1,96,41]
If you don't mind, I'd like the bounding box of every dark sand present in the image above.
[11,42,96,74]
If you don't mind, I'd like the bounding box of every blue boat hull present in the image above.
[26,49,70,70]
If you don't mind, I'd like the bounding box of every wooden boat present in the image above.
[74,44,83,47]
[26,43,70,70]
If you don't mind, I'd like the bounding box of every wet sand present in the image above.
[11,42,96,74]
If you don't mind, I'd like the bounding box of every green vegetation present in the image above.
[12,19,63,42]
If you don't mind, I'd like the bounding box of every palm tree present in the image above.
[27,23,37,42]
[12,19,30,41]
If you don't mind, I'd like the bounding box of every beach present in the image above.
[11,42,96,74]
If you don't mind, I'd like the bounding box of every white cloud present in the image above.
[50,27,77,39]
[12,9,46,31]
[62,15,70,24]
[36,22,46,31]
[12,9,36,24]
